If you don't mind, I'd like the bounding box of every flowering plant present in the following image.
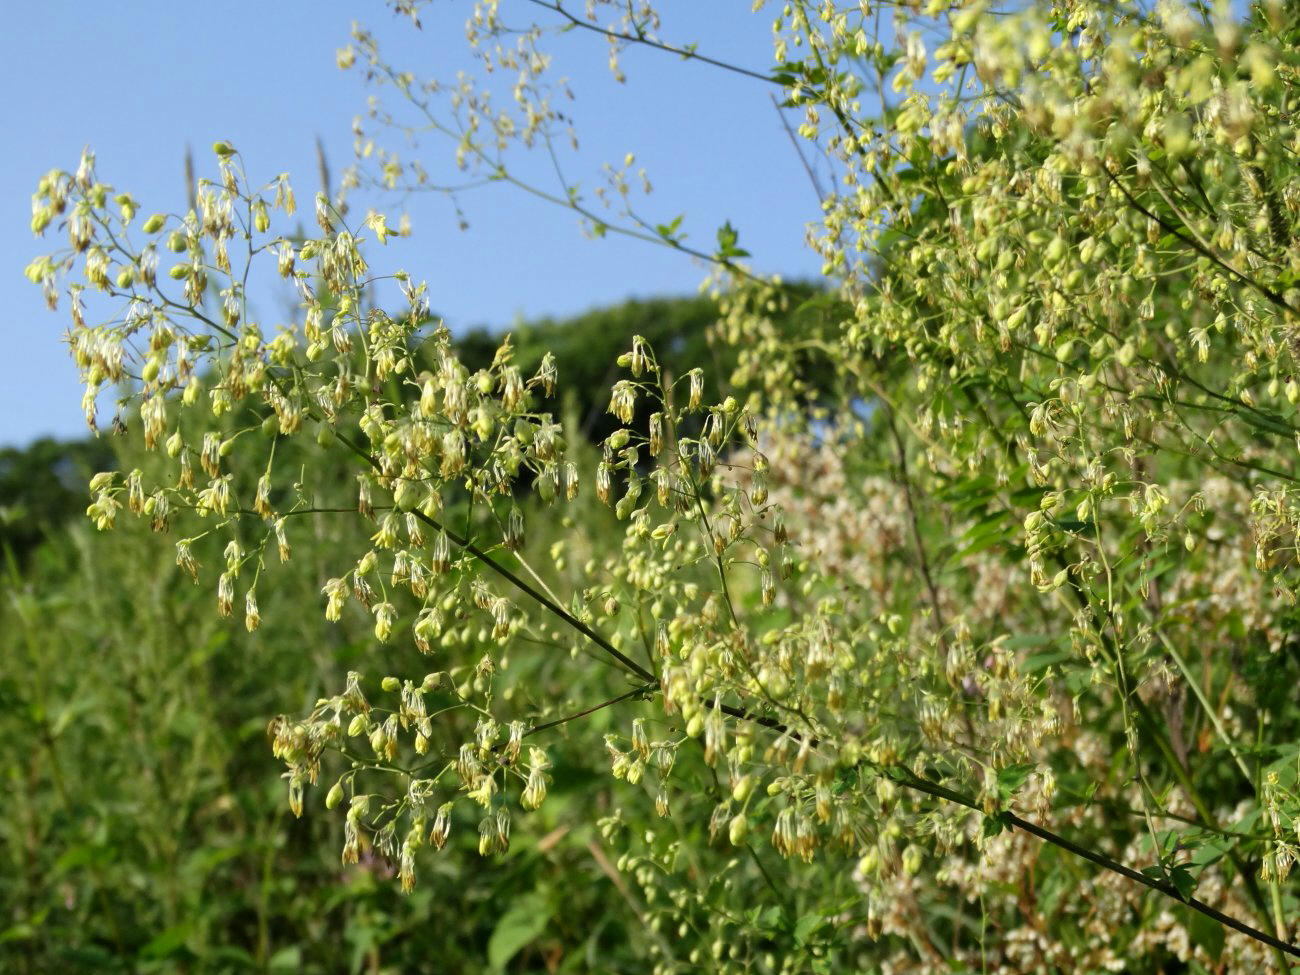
[28,0,1300,969]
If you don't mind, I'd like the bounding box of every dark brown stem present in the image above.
[332,428,658,683]
[892,768,1300,960]
[526,0,780,86]
[524,682,655,738]
[1102,163,1296,316]
[883,406,947,640]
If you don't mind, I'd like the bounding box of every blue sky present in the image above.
[0,2,824,447]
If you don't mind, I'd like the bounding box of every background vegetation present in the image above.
[0,296,773,973]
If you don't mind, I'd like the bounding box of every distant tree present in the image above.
[0,437,112,563]
[451,287,835,445]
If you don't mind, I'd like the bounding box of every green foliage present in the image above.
[0,437,112,563]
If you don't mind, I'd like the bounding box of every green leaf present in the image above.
[268,946,303,972]
[717,220,738,250]
[996,764,1034,800]
[982,810,1012,838]
[655,214,685,240]
[0,922,38,944]
[1168,864,1196,901]
[204,946,259,967]
[139,921,195,960]
[794,913,825,945]
[1236,406,1293,438]
[1187,907,1225,961]
[51,695,98,737]
[1020,649,1071,673]
[1052,518,1094,536]
[181,841,245,879]
[715,220,751,259]
[947,510,1015,563]
[1189,840,1229,870]
[1001,633,1053,651]
[54,843,106,874]
[488,893,552,971]
[757,905,785,931]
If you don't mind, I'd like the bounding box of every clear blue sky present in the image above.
[0,2,823,447]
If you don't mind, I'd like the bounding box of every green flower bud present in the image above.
[902,845,923,875]
[142,213,166,234]
[728,813,749,845]
[857,848,879,875]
